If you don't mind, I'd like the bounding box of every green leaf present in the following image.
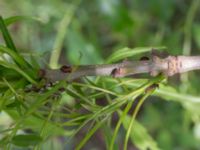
[0,16,17,52]
[0,45,29,70]
[4,16,43,26]
[75,118,106,150]
[25,81,65,116]
[106,46,166,63]
[102,125,119,150]
[11,134,42,147]
[0,18,34,74]
[0,60,36,84]
[109,101,133,150]
[123,90,154,150]
[6,100,21,109]
[30,54,40,70]
[72,82,117,96]
[122,116,160,150]
[117,78,200,103]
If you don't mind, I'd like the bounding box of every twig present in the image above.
[40,55,200,82]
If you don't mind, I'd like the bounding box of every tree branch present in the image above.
[40,55,200,82]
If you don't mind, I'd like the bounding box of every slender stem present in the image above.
[109,101,133,150]
[41,55,200,82]
[181,0,200,91]
[183,0,200,55]
[123,90,154,150]
[178,56,200,72]
[49,6,76,69]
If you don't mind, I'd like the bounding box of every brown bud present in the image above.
[111,68,122,77]
[60,65,72,73]
[140,56,149,61]
[145,84,159,93]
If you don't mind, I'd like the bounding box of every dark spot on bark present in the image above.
[46,82,53,87]
[111,68,121,77]
[140,56,149,61]
[60,65,72,73]
[38,69,46,78]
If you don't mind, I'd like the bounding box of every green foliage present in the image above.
[123,117,160,150]
[0,16,16,52]
[0,0,200,150]
[11,134,42,147]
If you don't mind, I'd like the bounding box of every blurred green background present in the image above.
[1,0,200,149]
